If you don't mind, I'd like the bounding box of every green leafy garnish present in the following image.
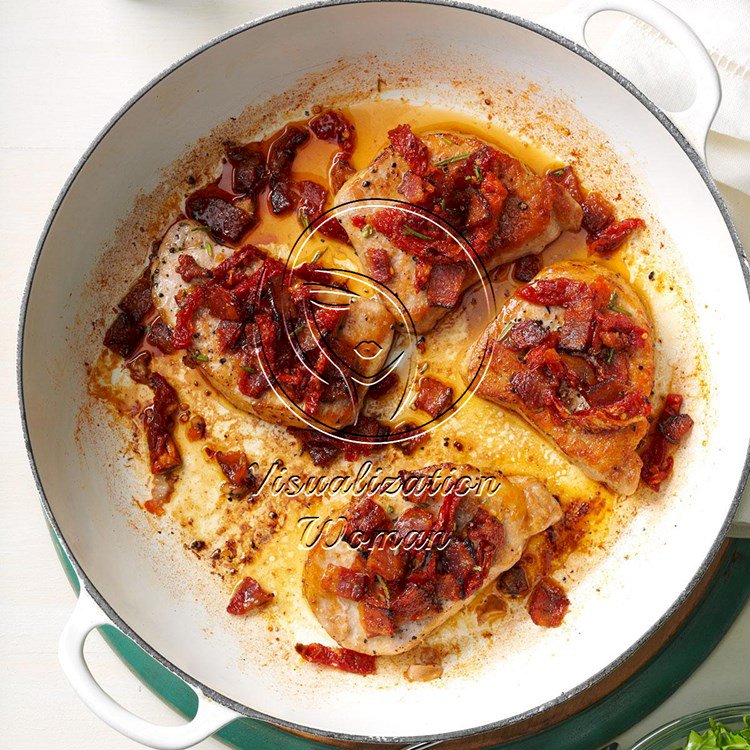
[190,225,211,233]
[608,292,632,317]
[240,365,257,374]
[606,348,615,364]
[299,210,310,229]
[194,353,209,362]
[403,225,433,241]
[498,319,516,341]
[203,240,214,259]
[361,223,375,238]
[474,163,482,182]
[434,152,472,168]
[678,716,750,749]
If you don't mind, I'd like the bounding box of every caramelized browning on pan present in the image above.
[89,98,694,678]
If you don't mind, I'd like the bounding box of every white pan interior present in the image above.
[20,2,750,741]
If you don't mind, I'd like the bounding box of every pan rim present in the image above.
[16,0,750,743]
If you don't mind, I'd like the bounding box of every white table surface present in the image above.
[1,1,748,749]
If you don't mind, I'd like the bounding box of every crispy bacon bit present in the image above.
[227,576,274,615]
[215,319,242,353]
[103,270,153,357]
[368,372,398,399]
[414,376,453,418]
[361,602,395,638]
[267,125,309,214]
[143,373,181,475]
[426,264,467,308]
[504,319,548,351]
[288,428,342,467]
[391,582,437,621]
[321,564,369,601]
[366,246,394,283]
[344,496,391,544]
[588,217,645,257]
[176,254,212,282]
[146,317,175,354]
[215,450,256,498]
[581,192,615,236]
[185,194,254,244]
[295,643,376,675]
[295,180,327,227]
[227,144,268,197]
[398,171,427,203]
[528,577,569,627]
[498,564,529,597]
[640,393,693,491]
[388,124,430,176]
[104,313,143,358]
[512,254,541,283]
[396,423,431,455]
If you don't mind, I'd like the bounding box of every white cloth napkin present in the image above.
[599,1,750,528]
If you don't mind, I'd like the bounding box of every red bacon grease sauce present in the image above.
[95,101,694,677]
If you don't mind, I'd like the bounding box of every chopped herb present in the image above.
[498,319,516,341]
[190,225,211,234]
[434,152,472,168]
[551,167,566,177]
[608,292,632,316]
[240,365,257,374]
[419,362,429,374]
[472,565,482,572]
[440,196,447,211]
[310,247,327,264]
[361,223,375,238]
[403,225,433,241]
[440,135,454,145]
[387,505,395,515]
[474,163,482,182]
[375,574,391,606]
[293,323,305,335]
[376,77,384,93]
[194,353,209,362]
[299,210,310,229]
[606,348,615,364]
[203,241,214,259]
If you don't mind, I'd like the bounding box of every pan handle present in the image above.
[544,0,721,159]
[59,586,239,749]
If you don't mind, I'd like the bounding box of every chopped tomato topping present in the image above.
[143,373,181,475]
[295,643,376,675]
[388,123,430,176]
[588,217,646,257]
[426,263,467,308]
[227,576,274,615]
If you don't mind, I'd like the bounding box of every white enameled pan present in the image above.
[18,1,750,748]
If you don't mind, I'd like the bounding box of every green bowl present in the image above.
[631,704,750,749]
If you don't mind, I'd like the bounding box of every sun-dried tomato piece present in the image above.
[172,285,206,350]
[295,180,327,227]
[227,576,274,615]
[104,312,143,358]
[547,165,584,203]
[528,577,569,627]
[295,643,376,675]
[329,153,355,193]
[309,110,356,155]
[215,450,256,497]
[288,427,343,467]
[321,564,369,601]
[267,126,309,215]
[581,192,615,236]
[143,373,181,474]
[391,583,436,622]
[227,144,268,197]
[588,217,645,257]
[360,601,395,638]
[366,247,394,284]
[146,316,175,355]
[414,376,453,418]
[388,123,430,176]
[176,254,212,283]
[517,278,589,307]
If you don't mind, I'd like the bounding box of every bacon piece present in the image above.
[497,564,529,597]
[172,285,206,349]
[367,544,407,582]
[581,192,615,235]
[227,144,268,197]
[414,376,453,418]
[640,393,693,491]
[512,254,541,283]
[366,247,394,284]
[548,166,584,203]
[426,264,467,308]
[588,218,645,257]
[146,316,175,355]
[288,427,343,467]
[295,180,327,227]
[360,602,395,637]
[176,254,211,283]
[504,319,548,351]
[528,577,569,627]
[143,373,181,474]
[227,576,274,615]
[517,278,588,307]
[267,126,309,214]
[185,194,254,244]
[295,643,376,675]
[104,313,143,358]
[344,496,391,545]
[391,583,436,622]
[321,565,369,601]
[388,124,430,176]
